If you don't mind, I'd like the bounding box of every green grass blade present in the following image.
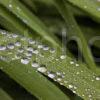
[67,0,100,22]
[0,88,12,100]
[0,30,100,100]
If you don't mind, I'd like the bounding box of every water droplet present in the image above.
[84,5,87,9]
[7,43,14,49]
[18,48,24,53]
[32,61,39,68]
[60,55,66,59]
[25,51,32,57]
[70,61,74,64]
[96,76,100,80]
[0,45,6,51]
[28,39,35,44]
[76,63,79,67]
[15,41,21,47]
[50,48,55,53]
[12,34,18,38]
[9,4,12,8]
[68,84,73,89]
[57,78,62,82]
[37,67,47,73]
[33,49,39,54]
[43,45,49,51]
[48,72,56,79]
[21,58,29,64]
[97,7,100,11]
[27,46,33,52]
[38,44,43,49]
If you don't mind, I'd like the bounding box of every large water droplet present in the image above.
[28,39,35,44]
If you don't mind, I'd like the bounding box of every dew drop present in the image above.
[28,39,35,44]
[43,45,49,51]
[38,44,43,49]
[0,45,6,51]
[68,84,73,89]
[12,34,18,38]
[21,58,29,65]
[7,43,14,49]
[37,67,47,73]
[76,63,79,67]
[57,78,62,82]
[32,61,39,68]
[15,41,21,47]
[70,61,74,64]
[25,51,32,57]
[33,49,39,54]
[27,46,33,52]
[60,55,66,59]
[18,48,24,53]
[48,72,56,79]
[9,4,12,8]
[95,76,100,80]
[50,48,55,53]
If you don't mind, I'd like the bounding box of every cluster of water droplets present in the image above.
[0,30,100,99]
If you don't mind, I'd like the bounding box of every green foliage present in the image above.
[0,0,100,100]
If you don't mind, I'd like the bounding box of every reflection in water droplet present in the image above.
[21,58,29,64]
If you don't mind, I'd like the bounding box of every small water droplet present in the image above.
[37,67,47,73]
[0,45,6,51]
[7,43,14,49]
[27,46,33,52]
[15,41,21,47]
[21,58,29,64]
[43,45,49,51]
[12,34,18,38]
[60,55,66,59]
[50,48,55,53]
[28,39,35,44]
[48,72,56,79]
[9,4,12,8]
[32,61,39,68]
[76,63,79,67]
[18,48,24,53]
[68,84,73,89]
[38,44,43,49]
[70,61,74,64]
[95,76,100,80]
[33,49,39,54]
[57,78,62,82]
[25,51,32,57]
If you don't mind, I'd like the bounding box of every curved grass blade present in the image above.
[0,30,100,100]
[51,0,100,75]
[0,0,59,47]
[67,0,100,22]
